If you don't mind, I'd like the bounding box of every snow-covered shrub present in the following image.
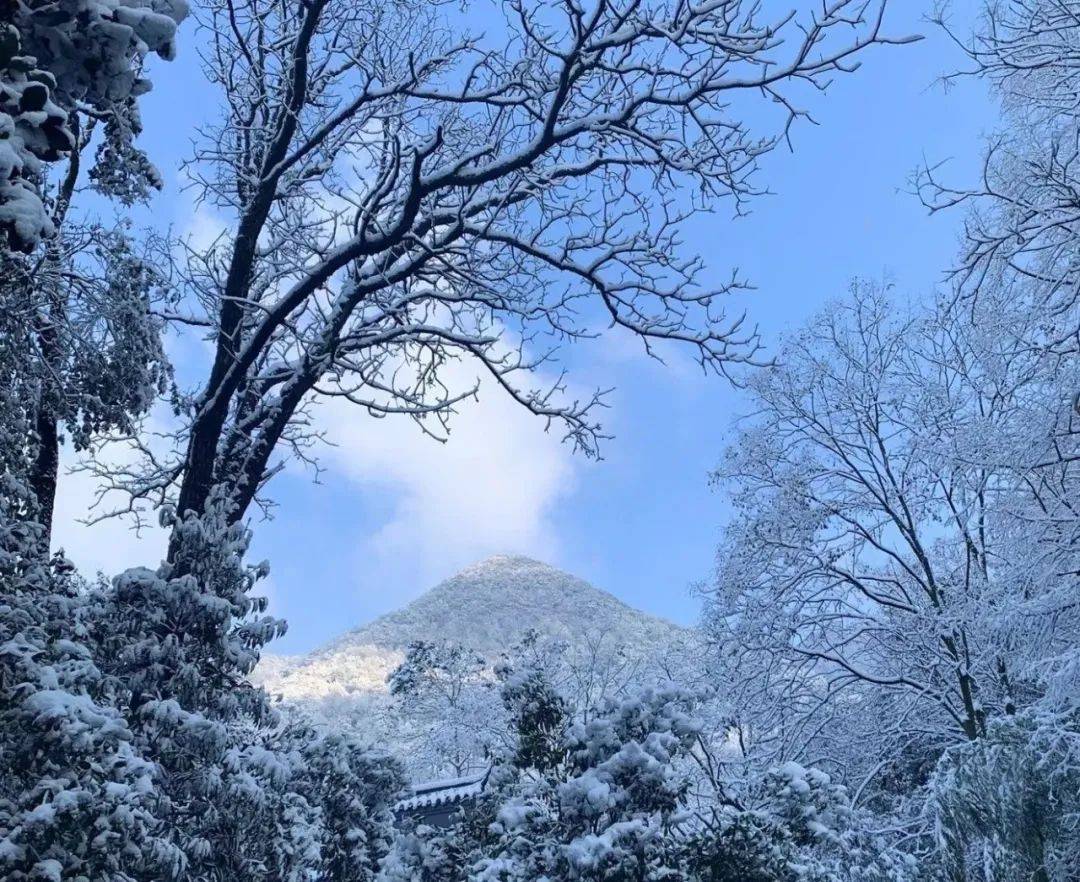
[380,681,699,882]
[931,709,1080,881]
[2,432,403,882]
[682,761,915,882]
[758,762,853,849]
[679,811,792,882]
[495,638,570,774]
[304,730,404,882]
[381,646,918,882]
[384,672,898,882]
[377,824,470,882]
[0,542,184,882]
[0,368,181,882]
[82,494,404,881]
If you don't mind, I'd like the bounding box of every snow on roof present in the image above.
[395,770,490,813]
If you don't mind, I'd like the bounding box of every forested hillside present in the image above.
[255,556,699,778]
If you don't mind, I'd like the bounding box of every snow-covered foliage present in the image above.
[3,257,400,882]
[0,548,183,882]
[702,5,1080,833]
[921,0,1080,363]
[693,14,1080,878]
[474,684,700,882]
[931,709,1080,880]
[381,662,913,882]
[388,640,501,778]
[679,761,917,882]
[0,222,173,536]
[704,275,1080,875]
[379,682,701,882]
[1,0,184,544]
[1,0,186,250]
[2,437,404,882]
[76,494,405,882]
[0,321,180,880]
[0,23,70,250]
[706,277,1080,769]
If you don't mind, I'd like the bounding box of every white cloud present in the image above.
[317,360,580,603]
[47,369,577,600]
[50,323,585,613]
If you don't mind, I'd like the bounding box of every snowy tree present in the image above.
[2,351,401,882]
[920,0,1080,401]
[381,683,701,882]
[495,634,574,775]
[682,761,917,882]
[0,535,184,882]
[0,322,184,881]
[288,724,404,882]
[708,288,990,757]
[382,661,913,881]
[2,220,173,537]
[82,0,916,541]
[931,708,1080,882]
[388,640,503,778]
[668,6,1080,877]
[2,0,186,538]
[0,117,178,876]
[1,3,414,880]
[918,0,1080,729]
[700,274,1080,867]
[78,493,406,882]
[381,628,704,781]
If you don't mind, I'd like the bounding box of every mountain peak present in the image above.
[447,554,574,588]
[255,556,693,713]
[312,555,679,660]
[457,554,555,575]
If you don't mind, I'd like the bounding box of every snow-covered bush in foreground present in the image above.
[679,761,915,882]
[931,709,1080,881]
[0,363,180,882]
[83,495,405,881]
[379,684,698,882]
[0,514,183,882]
[380,665,912,882]
[1,411,402,882]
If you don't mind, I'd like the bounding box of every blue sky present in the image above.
[52,1,999,654]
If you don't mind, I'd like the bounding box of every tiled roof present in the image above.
[395,770,489,813]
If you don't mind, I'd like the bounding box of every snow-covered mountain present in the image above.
[254,555,694,713]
